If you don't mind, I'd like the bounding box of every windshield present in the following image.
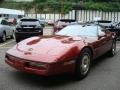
[20,21,40,25]
[56,25,98,37]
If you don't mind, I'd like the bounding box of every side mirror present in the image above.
[98,34,106,40]
[98,35,103,40]
[98,30,106,40]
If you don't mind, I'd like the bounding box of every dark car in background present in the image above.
[96,20,113,28]
[38,18,47,27]
[111,22,120,40]
[15,18,43,42]
[54,19,76,32]
[95,20,120,39]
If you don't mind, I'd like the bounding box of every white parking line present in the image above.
[0,47,11,49]
[0,40,15,48]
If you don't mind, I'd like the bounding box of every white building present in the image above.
[0,8,24,19]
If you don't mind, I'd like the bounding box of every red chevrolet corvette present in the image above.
[5,24,116,79]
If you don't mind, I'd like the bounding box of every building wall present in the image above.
[25,10,120,22]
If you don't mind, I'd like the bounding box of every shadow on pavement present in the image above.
[9,44,120,88]
[11,71,77,87]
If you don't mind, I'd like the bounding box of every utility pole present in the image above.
[75,0,78,21]
[61,0,64,19]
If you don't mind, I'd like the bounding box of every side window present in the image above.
[4,20,9,25]
[1,20,8,25]
[1,20,4,25]
[97,26,105,36]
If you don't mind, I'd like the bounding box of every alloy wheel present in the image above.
[80,54,90,75]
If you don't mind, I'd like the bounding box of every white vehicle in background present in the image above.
[0,8,24,19]
[0,18,14,42]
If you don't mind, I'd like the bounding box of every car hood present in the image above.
[7,36,86,63]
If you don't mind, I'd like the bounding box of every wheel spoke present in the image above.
[81,54,90,75]
[112,43,116,55]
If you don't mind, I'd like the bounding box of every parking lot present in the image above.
[0,26,120,90]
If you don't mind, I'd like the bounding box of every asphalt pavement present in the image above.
[0,39,120,90]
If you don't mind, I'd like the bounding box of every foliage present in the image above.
[80,2,120,11]
[0,0,120,14]
[34,0,47,3]
[0,0,4,3]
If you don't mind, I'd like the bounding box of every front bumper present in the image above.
[5,54,75,76]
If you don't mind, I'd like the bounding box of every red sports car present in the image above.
[5,24,116,79]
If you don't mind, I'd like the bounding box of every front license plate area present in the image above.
[15,60,24,69]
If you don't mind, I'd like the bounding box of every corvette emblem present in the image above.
[28,48,33,51]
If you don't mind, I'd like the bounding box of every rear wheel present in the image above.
[108,40,116,57]
[75,48,92,80]
[15,38,21,43]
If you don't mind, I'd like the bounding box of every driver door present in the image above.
[93,27,111,58]
[97,28,112,56]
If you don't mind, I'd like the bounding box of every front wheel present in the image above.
[108,40,116,57]
[1,32,6,42]
[75,48,92,80]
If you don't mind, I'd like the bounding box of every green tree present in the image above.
[0,0,4,3]
[33,0,47,3]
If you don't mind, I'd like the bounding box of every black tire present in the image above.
[1,32,6,42]
[41,29,43,35]
[10,31,14,39]
[41,24,45,28]
[15,38,21,43]
[108,40,116,57]
[75,48,92,80]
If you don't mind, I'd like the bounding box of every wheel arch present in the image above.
[3,30,6,35]
[75,46,93,80]
[80,46,94,59]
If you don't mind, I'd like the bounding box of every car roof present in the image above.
[57,19,76,22]
[20,18,38,21]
